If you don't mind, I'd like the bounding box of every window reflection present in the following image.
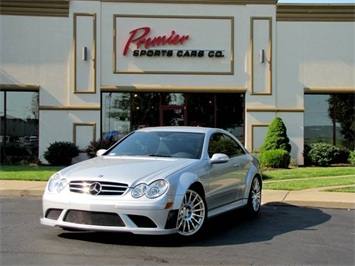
[187,93,214,127]
[304,93,354,150]
[1,91,39,163]
[208,133,245,158]
[107,131,204,159]
[216,94,244,140]
[304,95,333,144]
[161,93,185,106]
[131,93,159,129]
[102,92,131,141]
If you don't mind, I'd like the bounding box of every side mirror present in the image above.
[96,149,107,157]
[210,153,229,164]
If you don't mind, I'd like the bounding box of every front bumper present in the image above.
[40,192,182,235]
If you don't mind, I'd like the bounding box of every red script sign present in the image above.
[123,27,189,55]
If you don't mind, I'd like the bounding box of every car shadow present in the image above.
[58,203,332,247]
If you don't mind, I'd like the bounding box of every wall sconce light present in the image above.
[82,47,87,61]
[259,49,265,63]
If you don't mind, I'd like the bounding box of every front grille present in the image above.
[69,180,128,196]
[64,210,125,227]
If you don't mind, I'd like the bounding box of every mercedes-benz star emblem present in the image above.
[89,182,102,195]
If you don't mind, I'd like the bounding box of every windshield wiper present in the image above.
[148,154,172,158]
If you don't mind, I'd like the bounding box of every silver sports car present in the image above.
[40,126,262,237]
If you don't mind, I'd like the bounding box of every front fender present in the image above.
[171,172,201,209]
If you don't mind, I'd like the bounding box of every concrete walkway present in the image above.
[0,180,354,210]
[262,186,355,209]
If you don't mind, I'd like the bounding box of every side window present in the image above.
[208,133,245,158]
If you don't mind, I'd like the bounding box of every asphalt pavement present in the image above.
[1,180,354,209]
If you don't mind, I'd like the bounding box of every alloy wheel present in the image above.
[177,189,206,236]
[250,177,261,212]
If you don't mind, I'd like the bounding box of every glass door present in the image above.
[161,107,186,126]
[160,93,187,126]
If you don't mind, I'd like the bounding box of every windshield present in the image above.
[106,131,204,159]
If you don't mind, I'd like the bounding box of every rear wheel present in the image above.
[177,189,206,236]
[246,177,262,215]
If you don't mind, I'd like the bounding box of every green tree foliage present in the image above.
[86,139,116,158]
[260,117,291,153]
[349,150,355,165]
[260,149,290,168]
[327,94,355,150]
[308,143,340,167]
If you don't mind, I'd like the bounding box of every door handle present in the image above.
[234,163,240,168]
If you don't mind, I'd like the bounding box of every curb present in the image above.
[263,200,355,210]
[0,181,354,210]
[0,189,44,197]
[261,189,355,210]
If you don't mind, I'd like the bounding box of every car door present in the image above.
[204,133,247,210]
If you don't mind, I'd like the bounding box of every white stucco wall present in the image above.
[274,21,355,164]
[0,16,70,106]
[100,2,275,88]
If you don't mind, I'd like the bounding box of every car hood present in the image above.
[58,156,197,186]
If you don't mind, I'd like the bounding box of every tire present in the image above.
[177,189,206,236]
[246,176,262,216]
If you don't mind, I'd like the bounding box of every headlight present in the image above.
[47,173,67,193]
[131,183,147,198]
[145,180,169,199]
[132,179,169,199]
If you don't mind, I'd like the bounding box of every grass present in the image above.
[325,187,355,193]
[1,165,355,192]
[262,166,355,180]
[262,166,355,191]
[263,167,355,193]
[0,165,63,181]
[263,176,355,190]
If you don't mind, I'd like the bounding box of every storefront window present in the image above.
[186,93,215,127]
[0,92,4,150]
[101,92,244,142]
[161,93,185,106]
[102,92,131,141]
[131,92,160,129]
[0,91,39,164]
[216,94,244,140]
[304,94,354,150]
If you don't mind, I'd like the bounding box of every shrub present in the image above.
[308,143,340,167]
[348,150,355,165]
[260,117,291,153]
[260,149,290,169]
[44,141,79,166]
[333,149,350,164]
[86,139,116,158]
[303,144,312,166]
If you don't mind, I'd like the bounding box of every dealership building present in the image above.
[0,0,354,165]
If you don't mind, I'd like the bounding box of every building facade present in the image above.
[1,0,354,165]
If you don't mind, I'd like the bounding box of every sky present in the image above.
[278,0,354,3]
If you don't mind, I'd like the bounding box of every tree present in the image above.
[260,117,291,153]
[327,94,355,150]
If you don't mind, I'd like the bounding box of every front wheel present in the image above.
[177,189,206,236]
[246,177,262,215]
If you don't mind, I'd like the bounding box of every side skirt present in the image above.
[207,199,248,219]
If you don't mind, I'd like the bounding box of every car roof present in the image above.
[136,126,219,134]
